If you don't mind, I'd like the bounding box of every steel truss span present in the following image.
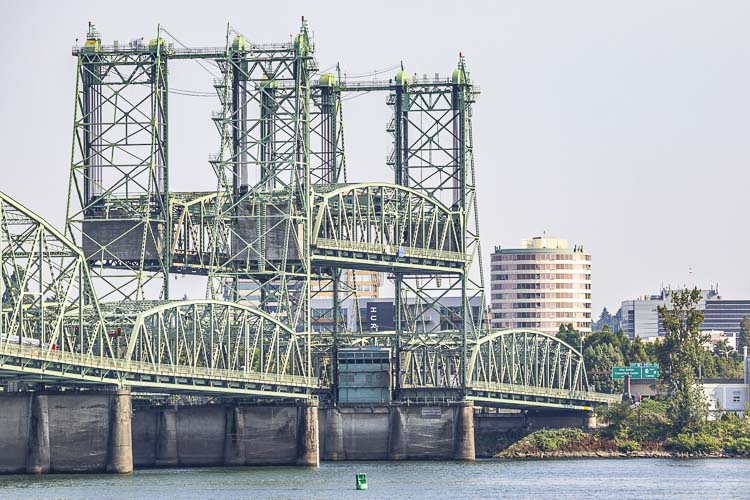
[0,20,618,410]
[312,183,466,272]
[0,193,314,396]
[467,329,619,410]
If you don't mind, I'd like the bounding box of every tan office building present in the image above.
[490,236,592,335]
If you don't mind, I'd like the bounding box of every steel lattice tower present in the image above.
[387,60,486,396]
[66,24,171,302]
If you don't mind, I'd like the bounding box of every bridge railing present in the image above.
[314,238,469,263]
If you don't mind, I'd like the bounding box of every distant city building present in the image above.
[311,271,382,299]
[620,285,750,343]
[231,271,381,310]
[702,330,737,351]
[620,294,665,339]
[490,236,592,336]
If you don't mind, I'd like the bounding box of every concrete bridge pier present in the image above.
[585,411,598,429]
[453,401,476,461]
[223,406,246,466]
[106,390,133,474]
[297,400,319,467]
[323,405,345,460]
[155,407,178,467]
[387,404,407,460]
[26,393,50,474]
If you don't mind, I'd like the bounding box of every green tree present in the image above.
[657,288,709,431]
[624,336,652,365]
[739,316,750,352]
[557,323,582,349]
[585,342,624,393]
[712,339,733,360]
[594,307,621,333]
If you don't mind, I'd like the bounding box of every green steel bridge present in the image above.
[0,20,619,412]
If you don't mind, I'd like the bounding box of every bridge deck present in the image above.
[0,344,316,399]
[468,382,620,411]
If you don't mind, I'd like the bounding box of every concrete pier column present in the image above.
[155,407,178,467]
[323,407,345,461]
[106,389,133,474]
[26,393,50,474]
[387,404,407,460]
[297,400,319,467]
[453,401,475,461]
[585,412,598,430]
[223,406,246,466]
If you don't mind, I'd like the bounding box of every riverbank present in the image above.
[490,428,750,459]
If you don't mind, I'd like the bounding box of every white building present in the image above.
[703,380,749,419]
[490,236,592,336]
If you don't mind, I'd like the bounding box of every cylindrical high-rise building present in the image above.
[490,236,592,335]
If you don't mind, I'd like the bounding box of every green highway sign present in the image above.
[612,366,641,379]
[612,364,659,380]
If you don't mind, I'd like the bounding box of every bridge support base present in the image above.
[387,404,407,460]
[26,393,50,474]
[453,401,475,461]
[323,405,345,460]
[106,390,133,474]
[223,407,246,466]
[155,407,178,467]
[296,400,319,467]
[585,412,598,430]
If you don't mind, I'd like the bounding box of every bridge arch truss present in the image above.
[311,183,466,273]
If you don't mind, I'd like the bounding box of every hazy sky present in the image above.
[1,1,748,314]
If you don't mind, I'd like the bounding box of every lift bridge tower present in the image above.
[64,19,486,400]
[66,22,170,302]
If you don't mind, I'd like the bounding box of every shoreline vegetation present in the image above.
[482,289,747,460]
[482,399,750,460]
[491,428,749,459]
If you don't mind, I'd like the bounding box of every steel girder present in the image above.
[170,192,223,273]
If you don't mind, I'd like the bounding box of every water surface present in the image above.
[0,459,746,499]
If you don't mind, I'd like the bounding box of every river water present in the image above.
[0,459,747,499]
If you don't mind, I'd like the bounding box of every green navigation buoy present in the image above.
[356,473,368,491]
